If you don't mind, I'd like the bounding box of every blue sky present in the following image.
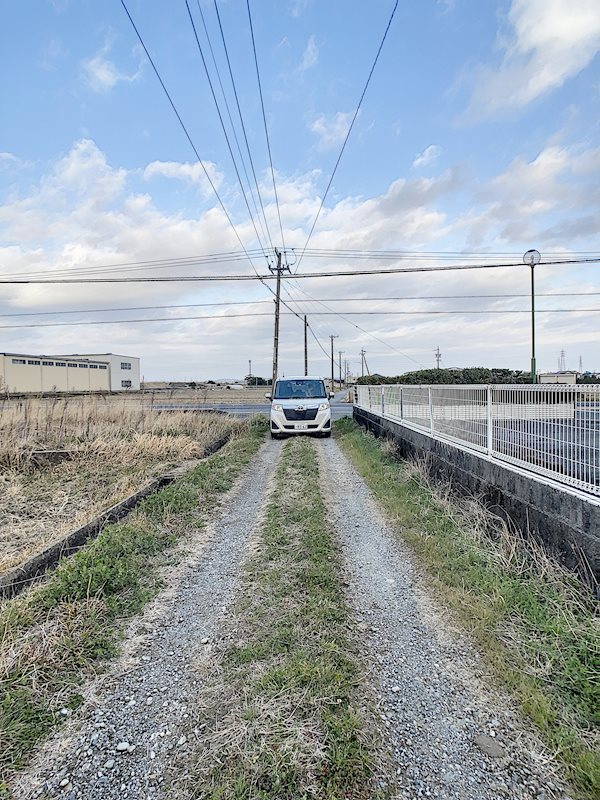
[1,0,599,380]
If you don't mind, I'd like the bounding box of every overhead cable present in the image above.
[194,0,272,252]
[2,307,597,331]
[119,0,261,274]
[184,0,270,257]
[3,256,597,284]
[295,0,399,271]
[213,0,274,252]
[3,291,598,319]
[246,0,286,250]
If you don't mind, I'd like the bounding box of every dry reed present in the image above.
[0,397,241,573]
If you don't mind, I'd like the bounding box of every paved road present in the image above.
[150,392,352,422]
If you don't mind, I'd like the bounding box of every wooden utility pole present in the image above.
[271,249,285,391]
[338,350,344,389]
[304,316,308,376]
[329,334,338,392]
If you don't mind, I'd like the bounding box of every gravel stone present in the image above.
[11,440,280,800]
[320,438,571,800]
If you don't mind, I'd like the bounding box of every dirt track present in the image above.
[10,436,571,799]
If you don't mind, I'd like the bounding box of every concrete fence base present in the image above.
[354,407,599,588]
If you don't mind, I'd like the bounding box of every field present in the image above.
[141,386,269,404]
[0,396,241,574]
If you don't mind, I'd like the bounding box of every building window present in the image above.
[42,361,54,367]
[121,380,132,388]
[89,364,98,369]
[99,365,108,370]
[67,363,77,368]
[121,362,132,370]
[78,364,88,369]
[27,360,41,365]
[11,358,26,365]
[55,362,66,367]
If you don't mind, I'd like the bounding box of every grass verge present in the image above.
[335,418,599,800]
[0,417,267,792]
[186,436,380,800]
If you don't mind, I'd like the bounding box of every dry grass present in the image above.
[339,420,600,799]
[0,397,241,573]
[181,437,380,799]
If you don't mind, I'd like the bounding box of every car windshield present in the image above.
[274,379,327,399]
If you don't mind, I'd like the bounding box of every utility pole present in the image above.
[329,335,338,393]
[360,349,366,379]
[338,350,344,389]
[434,347,441,369]
[248,359,252,385]
[271,248,289,391]
[304,316,308,376]
[523,250,541,384]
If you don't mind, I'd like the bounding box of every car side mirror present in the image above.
[265,392,272,400]
[329,392,335,399]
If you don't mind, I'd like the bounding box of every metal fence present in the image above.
[355,384,600,497]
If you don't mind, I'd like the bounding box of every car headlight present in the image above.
[272,404,283,411]
[319,402,330,410]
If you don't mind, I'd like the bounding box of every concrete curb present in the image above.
[0,431,233,600]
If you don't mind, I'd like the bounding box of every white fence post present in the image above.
[428,386,434,433]
[487,385,493,458]
[381,385,385,417]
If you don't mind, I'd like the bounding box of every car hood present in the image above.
[272,398,328,408]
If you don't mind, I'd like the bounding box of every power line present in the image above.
[295,0,398,272]
[246,0,286,251]
[213,0,275,253]
[0,250,265,281]
[195,0,272,253]
[4,256,596,284]
[184,0,270,257]
[119,0,261,275]
[282,279,426,368]
[3,291,598,319]
[3,307,597,331]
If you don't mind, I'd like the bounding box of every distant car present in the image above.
[266,376,334,439]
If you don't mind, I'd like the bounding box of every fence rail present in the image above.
[355,384,600,497]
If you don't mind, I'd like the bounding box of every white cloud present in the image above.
[467,0,600,115]
[298,35,319,71]
[309,111,355,150]
[81,41,144,93]
[39,39,64,71]
[143,160,223,195]
[0,152,22,167]
[290,0,313,18]
[413,145,442,169]
[1,136,599,378]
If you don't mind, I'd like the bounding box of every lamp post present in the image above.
[523,249,541,384]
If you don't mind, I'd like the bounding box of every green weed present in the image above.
[0,418,267,787]
[335,418,599,799]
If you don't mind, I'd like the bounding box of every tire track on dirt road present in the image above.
[11,439,281,800]
[320,437,571,800]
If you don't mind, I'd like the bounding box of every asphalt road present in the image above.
[150,392,352,421]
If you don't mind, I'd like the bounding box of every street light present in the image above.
[523,249,541,384]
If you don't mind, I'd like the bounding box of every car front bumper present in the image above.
[270,407,331,434]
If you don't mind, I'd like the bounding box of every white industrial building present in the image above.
[0,352,140,394]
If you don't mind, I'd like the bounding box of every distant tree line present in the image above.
[356,368,534,385]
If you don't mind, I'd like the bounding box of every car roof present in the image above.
[276,376,325,381]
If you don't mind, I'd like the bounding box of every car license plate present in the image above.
[295,423,308,430]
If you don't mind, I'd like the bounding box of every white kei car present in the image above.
[267,376,334,439]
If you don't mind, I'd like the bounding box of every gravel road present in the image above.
[12,439,280,800]
[320,438,571,800]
